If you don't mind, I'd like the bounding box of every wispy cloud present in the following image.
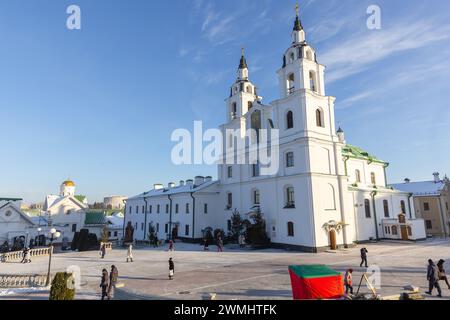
[321,18,450,83]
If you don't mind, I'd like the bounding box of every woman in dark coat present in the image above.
[108,265,119,299]
[169,258,175,280]
[437,259,450,289]
[100,269,109,300]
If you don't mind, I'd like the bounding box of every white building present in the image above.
[43,179,88,243]
[0,198,35,246]
[124,9,426,252]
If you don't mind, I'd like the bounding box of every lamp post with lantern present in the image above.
[45,228,61,286]
[37,228,42,246]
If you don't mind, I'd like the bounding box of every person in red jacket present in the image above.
[344,269,354,295]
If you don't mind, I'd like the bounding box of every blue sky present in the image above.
[1,0,449,203]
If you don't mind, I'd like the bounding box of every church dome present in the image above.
[62,180,75,187]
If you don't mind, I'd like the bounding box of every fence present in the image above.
[0,274,47,288]
[100,242,113,250]
[1,247,53,263]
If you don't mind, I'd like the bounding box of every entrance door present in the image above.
[329,230,337,250]
[172,226,178,239]
[400,226,409,240]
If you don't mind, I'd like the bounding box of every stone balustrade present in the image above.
[1,246,53,263]
[100,242,113,250]
[0,274,47,288]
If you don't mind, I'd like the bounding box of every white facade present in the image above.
[124,178,220,242]
[124,10,426,251]
[43,180,88,243]
[0,199,35,245]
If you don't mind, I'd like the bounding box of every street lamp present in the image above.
[37,228,42,246]
[45,228,61,286]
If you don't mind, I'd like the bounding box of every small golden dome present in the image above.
[62,180,75,187]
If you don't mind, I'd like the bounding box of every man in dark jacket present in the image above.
[360,248,368,268]
[108,265,119,299]
[426,259,442,297]
[100,269,109,300]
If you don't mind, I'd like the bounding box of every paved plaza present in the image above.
[2,239,450,300]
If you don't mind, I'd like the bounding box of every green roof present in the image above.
[342,144,387,164]
[289,265,340,279]
[0,198,22,201]
[74,195,86,203]
[84,211,107,225]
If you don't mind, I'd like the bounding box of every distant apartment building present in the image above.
[104,196,127,210]
[392,173,450,237]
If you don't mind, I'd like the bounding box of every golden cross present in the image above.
[241,47,245,56]
[296,2,299,16]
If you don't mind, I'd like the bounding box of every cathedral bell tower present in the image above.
[277,5,325,100]
[225,49,259,123]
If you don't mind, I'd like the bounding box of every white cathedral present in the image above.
[124,10,426,252]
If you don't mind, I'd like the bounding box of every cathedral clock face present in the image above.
[5,210,12,217]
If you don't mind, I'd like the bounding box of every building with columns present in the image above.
[124,9,426,251]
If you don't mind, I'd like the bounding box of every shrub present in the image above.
[49,272,75,300]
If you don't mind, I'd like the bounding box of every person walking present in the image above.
[154,235,159,248]
[426,259,442,297]
[100,269,109,300]
[239,234,246,248]
[100,244,106,259]
[360,247,368,268]
[24,247,31,263]
[217,236,223,252]
[168,258,175,280]
[203,238,209,251]
[108,265,118,300]
[168,240,174,252]
[344,269,354,295]
[21,247,29,263]
[437,259,450,289]
[126,244,133,262]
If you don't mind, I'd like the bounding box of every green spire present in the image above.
[239,47,248,69]
[293,2,303,31]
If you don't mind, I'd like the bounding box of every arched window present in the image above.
[287,73,295,94]
[355,170,361,183]
[287,222,294,237]
[325,184,336,210]
[371,172,376,185]
[383,200,389,218]
[247,86,253,94]
[231,103,237,119]
[306,50,312,60]
[248,101,253,110]
[289,52,295,63]
[286,151,294,168]
[253,189,260,205]
[285,186,295,208]
[407,226,412,236]
[364,199,371,218]
[227,192,233,209]
[400,200,406,214]
[309,71,317,92]
[286,111,294,129]
[316,108,324,127]
[391,226,398,235]
[251,110,262,144]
